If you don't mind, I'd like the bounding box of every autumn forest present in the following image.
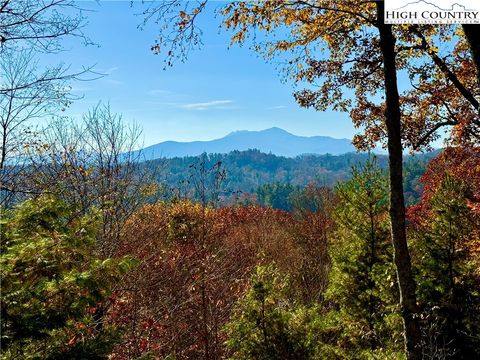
[1,1,479,360]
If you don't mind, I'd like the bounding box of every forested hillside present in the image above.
[3,148,479,360]
[150,149,437,205]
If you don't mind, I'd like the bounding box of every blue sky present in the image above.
[54,1,356,147]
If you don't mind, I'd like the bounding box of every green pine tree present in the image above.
[224,265,320,360]
[413,175,480,359]
[0,196,136,359]
[324,158,403,358]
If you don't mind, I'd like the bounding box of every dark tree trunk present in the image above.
[462,25,480,87]
[376,3,422,359]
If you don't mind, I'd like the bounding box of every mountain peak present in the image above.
[263,127,292,135]
[226,127,292,137]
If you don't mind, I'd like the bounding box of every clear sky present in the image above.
[54,1,356,147]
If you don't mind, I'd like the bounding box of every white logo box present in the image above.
[384,0,480,24]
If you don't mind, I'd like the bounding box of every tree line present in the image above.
[147,149,434,207]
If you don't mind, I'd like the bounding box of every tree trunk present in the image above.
[462,25,480,87]
[376,3,422,359]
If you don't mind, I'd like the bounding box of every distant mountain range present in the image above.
[139,127,356,159]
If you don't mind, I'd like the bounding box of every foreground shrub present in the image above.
[0,196,135,359]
